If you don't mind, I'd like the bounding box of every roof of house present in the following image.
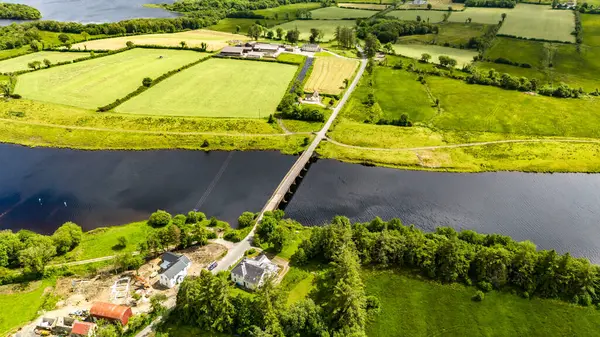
[231,254,279,285]
[160,252,191,280]
[90,302,132,321]
[221,46,245,54]
[71,322,96,335]
[302,44,320,48]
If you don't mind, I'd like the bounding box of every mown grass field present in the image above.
[208,18,283,34]
[498,4,575,42]
[364,269,600,337]
[387,10,448,23]
[397,22,490,48]
[393,44,478,67]
[484,36,547,67]
[254,2,322,19]
[15,49,203,109]
[273,20,355,41]
[582,14,600,47]
[72,30,247,51]
[0,278,56,336]
[304,56,358,95]
[449,7,508,24]
[0,51,92,73]
[118,58,297,117]
[338,3,389,10]
[308,6,378,19]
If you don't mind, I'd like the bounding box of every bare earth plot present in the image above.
[309,7,378,19]
[448,7,509,24]
[117,58,297,118]
[498,4,575,43]
[305,56,359,95]
[72,30,248,51]
[387,10,448,23]
[15,49,204,109]
[273,20,356,41]
[393,44,478,67]
[0,51,93,73]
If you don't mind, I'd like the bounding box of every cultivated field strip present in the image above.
[304,56,359,95]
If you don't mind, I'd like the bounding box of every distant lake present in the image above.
[0,145,295,233]
[285,159,600,263]
[0,0,177,25]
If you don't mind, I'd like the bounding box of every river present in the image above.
[0,0,177,25]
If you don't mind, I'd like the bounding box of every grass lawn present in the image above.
[0,47,32,61]
[117,58,297,117]
[15,49,203,109]
[304,56,358,95]
[429,76,600,137]
[284,267,315,305]
[498,4,575,43]
[72,30,247,51]
[364,268,600,337]
[338,3,389,10]
[309,6,378,19]
[254,2,322,19]
[0,278,56,336]
[208,18,283,34]
[0,51,93,73]
[329,121,445,148]
[449,7,509,24]
[387,10,448,23]
[582,14,600,47]
[484,36,547,67]
[396,22,490,48]
[393,44,477,67]
[272,20,356,41]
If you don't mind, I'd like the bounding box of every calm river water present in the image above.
[0,0,177,25]
[0,145,295,233]
[284,159,600,263]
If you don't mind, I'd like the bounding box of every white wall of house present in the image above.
[159,265,190,288]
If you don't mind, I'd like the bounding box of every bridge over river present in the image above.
[213,52,367,273]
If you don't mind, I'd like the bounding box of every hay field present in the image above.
[498,4,575,43]
[387,10,448,23]
[72,30,247,51]
[393,44,477,67]
[117,59,297,117]
[448,7,508,24]
[15,49,204,109]
[304,56,359,95]
[338,3,389,10]
[0,51,91,73]
[273,20,355,41]
[309,7,378,19]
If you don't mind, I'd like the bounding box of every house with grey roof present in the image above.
[159,252,191,288]
[231,254,279,290]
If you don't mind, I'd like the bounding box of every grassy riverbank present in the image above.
[0,278,57,335]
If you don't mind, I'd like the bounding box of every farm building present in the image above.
[254,43,279,53]
[301,44,322,52]
[70,322,97,337]
[304,90,321,104]
[231,254,279,290]
[90,302,133,326]
[220,46,244,56]
[159,252,192,288]
[247,51,263,59]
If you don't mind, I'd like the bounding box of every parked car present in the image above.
[208,261,218,271]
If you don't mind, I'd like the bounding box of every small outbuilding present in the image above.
[159,252,192,288]
[70,322,97,337]
[301,44,322,52]
[90,302,133,326]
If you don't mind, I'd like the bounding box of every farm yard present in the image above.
[71,29,247,51]
[304,56,359,95]
[272,20,355,41]
[308,7,378,19]
[117,58,297,117]
[392,44,478,67]
[448,7,508,25]
[14,49,204,109]
[0,51,92,73]
[497,4,575,42]
[387,10,448,23]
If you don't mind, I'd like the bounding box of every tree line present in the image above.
[0,3,41,20]
[462,0,516,8]
[356,18,437,44]
[291,216,600,307]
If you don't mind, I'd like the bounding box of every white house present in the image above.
[158,252,191,288]
[231,255,279,290]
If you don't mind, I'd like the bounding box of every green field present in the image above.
[0,279,56,336]
[364,269,600,337]
[272,20,356,41]
[14,49,203,109]
[449,7,508,24]
[387,10,448,23]
[254,2,322,19]
[208,18,283,34]
[0,51,92,73]
[397,22,490,48]
[498,4,575,42]
[117,58,297,117]
[582,14,600,47]
[393,44,478,66]
[308,6,378,19]
[484,36,547,67]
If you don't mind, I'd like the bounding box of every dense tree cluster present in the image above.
[334,26,356,48]
[254,210,295,253]
[0,222,82,275]
[277,94,326,122]
[0,3,41,20]
[357,18,436,44]
[163,0,319,21]
[292,216,600,307]
[574,3,600,13]
[453,0,515,7]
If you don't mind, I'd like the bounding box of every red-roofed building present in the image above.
[70,321,96,337]
[90,302,133,326]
